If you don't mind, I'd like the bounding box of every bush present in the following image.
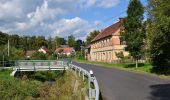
[31,52,47,60]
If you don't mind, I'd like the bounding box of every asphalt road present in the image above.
[73,62,170,100]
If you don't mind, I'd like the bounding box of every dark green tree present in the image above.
[68,35,76,48]
[75,39,83,51]
[36,36,47,48]
[147,0,170,74]
[122,0,144,68]
[0,31,8,45]
[28,36,36,50]
[19,36,28,53]
[86,30,100,45]
[47,36,53,49]
[31,52,47,60]
[54,36,66,48]
[9,34,20,48]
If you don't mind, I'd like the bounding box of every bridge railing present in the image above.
[69,63,99,100]
[14,60,69,71]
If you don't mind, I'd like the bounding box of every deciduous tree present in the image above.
[147,0,170,74]
[86,30,100,45]
[122,0,144,68]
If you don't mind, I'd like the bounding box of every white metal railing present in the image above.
[69,63,100,100]
[14,60,68,71]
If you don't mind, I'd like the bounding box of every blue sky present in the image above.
[0,0,147,40]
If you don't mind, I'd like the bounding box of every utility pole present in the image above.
[3,55,4,67]
[8,40,9,57]
[81,45,82,57]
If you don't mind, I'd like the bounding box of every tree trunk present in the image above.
[135,59,138,68]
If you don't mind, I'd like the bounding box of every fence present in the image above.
[69,63,99,100]
[13,60,70,71]
[0,61,15,67]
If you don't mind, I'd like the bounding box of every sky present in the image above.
[0,0,147,40]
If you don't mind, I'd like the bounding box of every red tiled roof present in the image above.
[91,18,124,42]
[55,47,75,53]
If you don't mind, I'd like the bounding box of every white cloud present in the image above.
[0,0,121,39]
[0,0,22,20]
[98,0,120,8]
[50,17,96,40]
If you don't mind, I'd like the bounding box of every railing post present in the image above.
[33,62,36,71]
[89,75,92,100]
[49,61,51,71]
[79,69,81,77]
[83,73,84,81]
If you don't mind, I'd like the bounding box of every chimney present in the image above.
[119,18,124,23]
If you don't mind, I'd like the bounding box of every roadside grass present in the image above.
[75,58,170,78]
[0,69,87,100]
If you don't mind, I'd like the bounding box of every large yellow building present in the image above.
[88,18,128,62]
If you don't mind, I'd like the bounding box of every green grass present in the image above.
[75,58,170,78]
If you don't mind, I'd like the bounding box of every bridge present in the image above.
[10,60,69,76]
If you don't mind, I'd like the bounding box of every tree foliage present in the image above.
[68,35,76,48]
[147,0,170,74]
[122,0,144,68]
[75,39,84,51]
[86,30,100,45]
[31,52,47,60]
[0,31,8,45]
[54,36,66,48]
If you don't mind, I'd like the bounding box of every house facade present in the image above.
[38,46,49,54]
[55,47,75,56]
[89,18,128,62]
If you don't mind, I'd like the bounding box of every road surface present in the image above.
[73,62,170,100]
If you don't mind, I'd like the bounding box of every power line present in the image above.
[93,10,127,29]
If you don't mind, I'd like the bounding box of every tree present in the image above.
[122,0,144,68]
[28,36,37,50]
[147,0,170,74]
[86,30,100,45]
[115,51,125,63]
[0,31,8,45]
[19,36,29,53]
[36,36,47,48]
[68,35,76,48]
[47,36,53,49]
[31,52,47,60]
[75,39,83,51]
[54,36,66,48]
[9,34,20,48]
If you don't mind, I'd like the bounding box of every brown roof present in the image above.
[91,18,124,42]
[55,47,75,53]
[26,50,36,56]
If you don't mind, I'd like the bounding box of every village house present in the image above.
[87,18,128,62]
[38,46,49,54]
[55,47,75,56]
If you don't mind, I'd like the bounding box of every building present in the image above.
[38,46,49,54]
[26,50,36,59]
[89,18,128,62]
[55,47,75,56]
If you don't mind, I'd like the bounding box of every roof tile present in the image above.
[91,18,124,42]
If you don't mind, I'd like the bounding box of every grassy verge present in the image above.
[75,58,170,78]
[0,69,87,100]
